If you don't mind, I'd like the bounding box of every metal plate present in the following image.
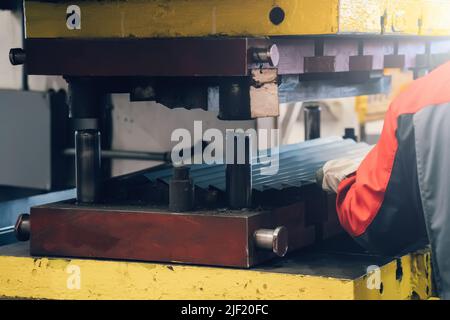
[29,200,315,268]
[23,0,450,38]
[0,90,51,190]
[25,38,250,77]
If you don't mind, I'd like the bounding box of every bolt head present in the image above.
[9,48,26,66]
[272,226,288,257]
[268,44,280,67]
[14,213,30,242]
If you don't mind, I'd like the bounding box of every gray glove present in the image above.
[316,145,373,193]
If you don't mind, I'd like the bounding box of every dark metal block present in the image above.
[22,37,450,77]
[384,55,406,68]
[29,200,316,268]
[25,38,251,77]
[349,55,374,71]
[304,56,335,73]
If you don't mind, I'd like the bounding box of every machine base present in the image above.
[0,238,433,300]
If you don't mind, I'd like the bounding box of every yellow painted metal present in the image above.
[24,0,450,39]
[339,0,428,35]
[24,0,340,39]
[354,249,433,299]
[336,0,450,35]
[386,0,423,35]
[420,0,450,35]
[0,249,433,300]
[338,0,386,34]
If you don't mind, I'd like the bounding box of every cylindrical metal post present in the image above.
[254,226,289,257]
[304,104,321,140]
[218,81,251,120]
[169,166,195,212]
[343,128,357,141]
[75,130,101,203]
[226,133,252,209]
[69,78,104,204]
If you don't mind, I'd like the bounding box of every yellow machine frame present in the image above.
[25,0,450,39]
[0,244,433,300]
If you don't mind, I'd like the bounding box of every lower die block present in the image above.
[30,201,314,268]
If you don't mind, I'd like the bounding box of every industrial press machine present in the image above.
[5,0,450,293]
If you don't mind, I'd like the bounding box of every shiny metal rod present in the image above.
[75,130,101,203]
[64,148,170,162]
[226,133,252,209]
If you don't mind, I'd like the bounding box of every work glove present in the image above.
[316,146,373,193]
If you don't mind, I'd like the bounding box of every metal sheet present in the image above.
[144,136,371,191]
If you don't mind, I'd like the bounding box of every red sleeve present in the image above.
[336,107,398,237]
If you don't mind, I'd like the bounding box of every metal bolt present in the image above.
[9,48,26,65]
[254,226,289,257]
[14,213,30,242]
[251,44,280,67]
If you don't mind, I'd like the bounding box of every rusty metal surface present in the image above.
[29,200,316,268]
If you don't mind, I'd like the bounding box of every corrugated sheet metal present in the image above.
[144,136,371,191]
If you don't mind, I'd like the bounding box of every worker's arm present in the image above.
[319,155,370,194]
[323,102,426,254]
